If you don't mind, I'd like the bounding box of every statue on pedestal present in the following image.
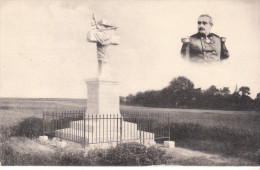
[87,14,120,76]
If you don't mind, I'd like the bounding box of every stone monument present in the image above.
[55,15,155,147]
[86,15,120,115]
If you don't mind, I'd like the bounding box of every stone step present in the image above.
[70,120,138,132]
[55,128,154,139]
[55,128,155,144]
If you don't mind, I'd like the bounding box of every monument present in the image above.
[54,15,155,147]
[86,15,120,115]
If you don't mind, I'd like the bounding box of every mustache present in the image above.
[199,27,205,31]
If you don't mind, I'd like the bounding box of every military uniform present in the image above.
[181,33,229,63]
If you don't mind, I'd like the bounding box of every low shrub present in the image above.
[100,142,169,166]
[0,106,12,110]
[85,149,107,166]
[1,142,18,165]
[0,126,13,143]
[59,149,106,166]
[146,145,170,165]
[2,138,169,166]
[59,143,169,166]
[12,117,43,138]
[1,138,59,166]
[59,151,86,166]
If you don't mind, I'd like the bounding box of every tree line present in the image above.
[120,76,260,111]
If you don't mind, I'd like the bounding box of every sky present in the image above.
[0,0,260,99]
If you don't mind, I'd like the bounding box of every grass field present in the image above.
[0,98,87,127]
[0,97,259,165]
[121,105,260,134]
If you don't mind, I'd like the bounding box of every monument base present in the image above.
[86,76,120,115]
[55,119,156,146]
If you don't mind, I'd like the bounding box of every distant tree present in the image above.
[256,93,260,102]
[120,96,126,104]
[255,93,260,110]
[205,85,219,96]
[163,76,195,107]
[219,87,230,96]
[168,76,194,91]
[239,86,250,96]
[125,94,135,104]
[134,92,145,106]
[192,88,203,108]
[123,76,257,111]
[143,90,161,107]
[236,86,253,110]
[231,91,240,104]
[174,77,195,107]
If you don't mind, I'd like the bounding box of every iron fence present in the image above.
[43,110,170,147]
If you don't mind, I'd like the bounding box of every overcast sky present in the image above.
[0,0,260,98]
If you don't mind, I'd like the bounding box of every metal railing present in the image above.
[43,110,170,147]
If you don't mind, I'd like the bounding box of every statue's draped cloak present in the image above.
[94,29,114,63]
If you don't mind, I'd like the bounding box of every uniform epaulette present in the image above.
[190,33,201,38]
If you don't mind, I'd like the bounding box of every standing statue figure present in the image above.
[87,14,120,76]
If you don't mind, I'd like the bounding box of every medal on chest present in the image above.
[206,37,211,43]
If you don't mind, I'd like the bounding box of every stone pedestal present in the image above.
[55,119,155,145]
[86,76,120,115]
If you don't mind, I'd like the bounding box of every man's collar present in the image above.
[196,32,213,38]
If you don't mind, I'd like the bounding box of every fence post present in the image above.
[168,113,170,141]
[51,111,53,133]
[107,114,108,143]
[110,114,111,143]
[99,115,101,143]
[88,114,90,144]
[120,115,122,143]
[116,114,118,144]
[84,113,86,149]
[103,114,104,143]
[61,111,63,130]
[139,114,142,144]
[96,115,98,144]
[43,111,45,136]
